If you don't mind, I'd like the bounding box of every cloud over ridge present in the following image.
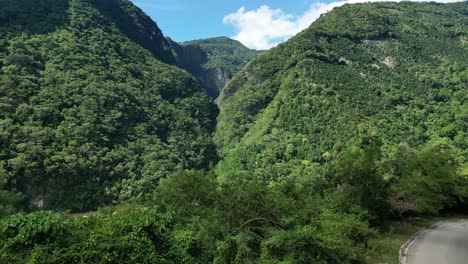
[224,0,463,50]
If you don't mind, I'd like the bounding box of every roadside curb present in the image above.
[399,221,442,264]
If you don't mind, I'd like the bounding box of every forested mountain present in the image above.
[0,1,466,263]
[0,0,218,211]
[168,37,259,98]
[216,2,467,180]
[0,0,176,64]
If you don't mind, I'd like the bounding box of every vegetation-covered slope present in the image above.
[169,37,259,98]
[0,0,218,211]
[0,2,466,264]
[216,2,467,181]
[87,0,176,64]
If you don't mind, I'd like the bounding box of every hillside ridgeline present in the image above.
[169,37,259,98]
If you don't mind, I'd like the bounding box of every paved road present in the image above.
[406,220,468,264]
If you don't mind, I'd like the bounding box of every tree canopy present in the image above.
[0,0,218,211]
[216,2,467,182]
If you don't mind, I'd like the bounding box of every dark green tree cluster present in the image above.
[0,170,375,264]
[388,142,467,215]
[0,138,465,263]
[0,162,22,217]
[0,0,218,211]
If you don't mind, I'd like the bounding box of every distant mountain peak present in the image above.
[169,36,260,98]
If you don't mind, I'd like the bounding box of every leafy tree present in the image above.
[0,208,178,263]
[0,162,22,218]
[389,142,466,215]
[334,135,390,222]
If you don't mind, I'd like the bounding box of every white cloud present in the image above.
[223,6,297,50]
[224,0,463,50]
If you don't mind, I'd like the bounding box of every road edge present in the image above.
[398,221,442,264]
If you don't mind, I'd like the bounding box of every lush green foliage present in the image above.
[0,0,69,34]
[0,208,177,263]
[216,2,467,185]
[169,37,259,98]
[89,0,176,64]
[0,0,218,211]
[0,0,175,64]
[0,171,375,263]
[181,37,259,76]
[388,142,467,215]
[334,135,390,222]
[0,162,22,218]
[1,142,463,263]
[0,1,466,263]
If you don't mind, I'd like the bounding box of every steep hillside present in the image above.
[0,0,176,64]
[169,37,259,98]
[216,2,467,180]
[0,2,466,263]
[88,0,176,64]
[0,0,218,211]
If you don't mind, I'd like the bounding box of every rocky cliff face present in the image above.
[201,68,232,98]
[168,37,259,98]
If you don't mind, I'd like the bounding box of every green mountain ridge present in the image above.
[87,0,176,65]
[168,36,260,98]
[0,0,218,211]
[0,0,176,64]
[216,1,467,180]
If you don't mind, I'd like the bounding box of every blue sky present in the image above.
[131,1,314,40]
[130,0,326,49]
[130,0,459,50]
